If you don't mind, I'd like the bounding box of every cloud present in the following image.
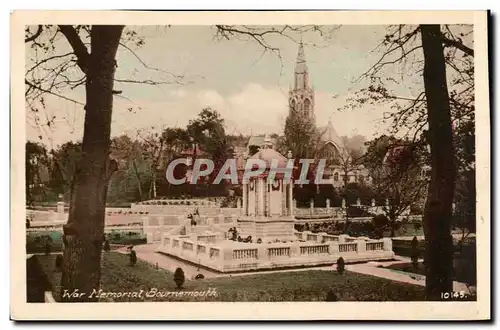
[26,83,390,148]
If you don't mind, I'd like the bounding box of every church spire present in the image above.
[294,39,309,90]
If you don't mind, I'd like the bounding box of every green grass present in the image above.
[384,261,476,286]
[26,231,64,254]
[37,253,425,302]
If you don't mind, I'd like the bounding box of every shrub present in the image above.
[174,267,185,289]
[129,249,137,266]
[195,273,205,280]
[325,289,338,301]
[410,236,419,269]
[337,257,345,275]
[103,239,111,252]
[44,240,52,256]
[55,255,63,272]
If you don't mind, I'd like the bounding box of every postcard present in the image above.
[11,10,490,320]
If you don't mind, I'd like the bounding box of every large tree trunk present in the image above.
[61,26,123,302]
[420,25,456,300]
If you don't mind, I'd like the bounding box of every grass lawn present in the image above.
[37,252,425,302]
[384,262,476,286]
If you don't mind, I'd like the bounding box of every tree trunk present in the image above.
[131,159,143,201]
[420,25,456,300]
[153,170,157,198]
[60,26,123,302]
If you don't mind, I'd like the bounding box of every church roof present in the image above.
[318,119,343,148]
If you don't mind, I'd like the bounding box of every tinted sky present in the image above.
[26,25,423,149]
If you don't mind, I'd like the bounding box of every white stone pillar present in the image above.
[329,242,339,255]
[262,179,269,216]
[258,178,265,216]
[242,183,247,216]
[338,234,348,244]
[56,199,65,222]
[356,238,366,254]
[288,181,294,216]
[257,245,269,267]
[326,199,330,211]
[254,179,259,216]
[383,237,393,251]
[281,179,285,216]
[266,181,273,217]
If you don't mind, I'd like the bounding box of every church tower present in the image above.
[289,40,315,123]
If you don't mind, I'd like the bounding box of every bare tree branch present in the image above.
[25,79,84,105]
[441,34,474,57]
[25,25,43,43]
[58,25,90,72]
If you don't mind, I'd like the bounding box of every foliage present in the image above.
[26,232,63,254]
[25,141,51,205]
[336,257,345,275]
[173,267,185,289]
[26,255,52,302]
[325,289,338,301]
[283,110,318,159]
[129,249,137,266]
[55,254,64,272]
[363,135,428,236]
[342,182,376,206]
[372,214,389,238]
[48,141,82,197]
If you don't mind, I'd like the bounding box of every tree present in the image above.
[420,25,456,299]
[364,136,428,237]
[452,117,476,243]
[186,108,233,188]
[159,127,193,196]
[48,141,82,197]
[372,214,389,239]
[283,110,318,159]
[345,24,473,299]
[26,25,126,301]
[25,141,50,206]
[110,135,149,201]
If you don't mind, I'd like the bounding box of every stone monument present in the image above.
[238,136,295,243]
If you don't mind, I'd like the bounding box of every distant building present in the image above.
[286,41,371,188]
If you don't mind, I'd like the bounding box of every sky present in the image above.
[25,25,422,149]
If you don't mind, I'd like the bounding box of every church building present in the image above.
[245,41,371,188]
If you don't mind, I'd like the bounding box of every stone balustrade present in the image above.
[233,249,258,260]
[268,247,291,258]
[157,231,394,273]
[197,234,217,244]
[300,245,329,255]
[366,241,384,251]
[338,243,358,253]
